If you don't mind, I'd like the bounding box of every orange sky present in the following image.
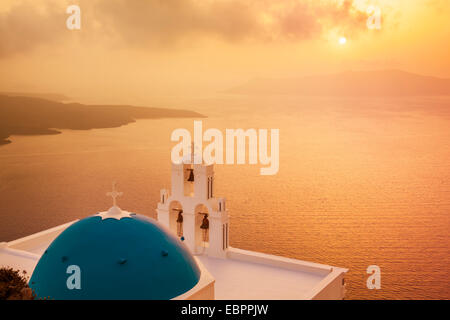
[0,0,449,105]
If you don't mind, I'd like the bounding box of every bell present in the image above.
[200,215,209,230]
[200,214,209,242]
[176,211,183,223]
[176,210,183,237]
[187,169,194,182]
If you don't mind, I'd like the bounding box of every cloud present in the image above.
[0,1,67,58]
[96,0,371,45]
[0,0,372,57]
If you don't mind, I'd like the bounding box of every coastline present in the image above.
[0,95,206,146]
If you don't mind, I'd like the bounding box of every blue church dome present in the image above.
[29,209,201,300]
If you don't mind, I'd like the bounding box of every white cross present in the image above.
[106,182,123,207]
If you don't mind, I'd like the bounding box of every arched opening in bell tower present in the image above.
[169,201,184,237]
[194,204,209,251]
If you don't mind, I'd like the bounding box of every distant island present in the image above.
[0,95,205,146]
[0,92,71,102]
[227,70,450,96]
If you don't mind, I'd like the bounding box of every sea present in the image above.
[0,95,449,299]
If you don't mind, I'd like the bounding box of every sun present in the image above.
[339,37,347,45]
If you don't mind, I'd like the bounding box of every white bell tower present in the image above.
[156,147,229,258]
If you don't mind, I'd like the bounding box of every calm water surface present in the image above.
[0,95,449,299]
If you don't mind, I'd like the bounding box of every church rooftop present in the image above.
[197,254,324,300]
[1,221,346,300]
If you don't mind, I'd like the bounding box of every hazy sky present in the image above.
[0,0,449,105]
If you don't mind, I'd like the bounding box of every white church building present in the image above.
[0,154,348,300]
